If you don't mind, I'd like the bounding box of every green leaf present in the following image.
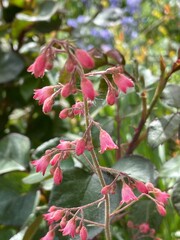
[129,199,162,228]
[32,137,59,159]
[160,155,180,178]
[22,172,50,185]
[20,75,39,102]
[0,228,16,240]
[113,155,156,182]
[160,84,180,108]
[0,50,24,83]
[35,14,62,33]
[0,133,31,174]
[172,179,180,215]
[49,168,121,239]
[0,172,40,226]
[23,215,43,240]
[147,113,180,148]
[16,1,59,22]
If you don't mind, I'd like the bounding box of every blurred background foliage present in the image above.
[0,0,179,239]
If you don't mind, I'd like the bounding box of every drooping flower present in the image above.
[61,218,76,238]
[145,182,154,191]
[40,230,55,240]
[56,140,73,160]
[65,57,76,72]
[60,216,67,228]
[80,226,88,240]
[50,153,61,166]
[156,203,166,216]
[42,96,54,114]
[28,48,54,78]
[61,83,72,98]
[101,184,116,195]
[135,180,148,193]
[43,209,64,224]
[120,182,138,204]
[99,129,118,153]
[72,101,84,115]
[53,166,63,185]
[75,138,86,156]
[31,154,50,175]
[59,108,70,119]
[127,220,134,228]
[139,223,150,233]
[75,49,95,69]
[28,53,47,78]
[81,77,97,100]
[113,73,134,93]
[106,87,118,105]
[153,189,170,205]
[33,86,54,105]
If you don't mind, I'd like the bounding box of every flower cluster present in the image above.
[32,125,118,184]
[101,175,170,217]
[127,221,161,240]
[41,206,88,240]
[27,39,170,240]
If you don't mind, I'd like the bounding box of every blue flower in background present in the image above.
[67,15,90,28]
[109,0,120,7]
[91,28,112,41]
[126,0,142,14]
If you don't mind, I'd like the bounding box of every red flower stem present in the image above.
[83,97,112,240]
[115,98,121,160]
[125,70,173,155]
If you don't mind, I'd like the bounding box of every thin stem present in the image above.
[125,70,173,155]
[116,99,121,160]
[83,97,112,240]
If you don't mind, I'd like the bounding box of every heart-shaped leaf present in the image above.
[0,172,39,226]
[172,179,180,215]
[0,50,24,83]
[49,168,121,239]
[160,84,180,109]
[0,133,30,174]
[147,113,180,148]
[113,155,156,182]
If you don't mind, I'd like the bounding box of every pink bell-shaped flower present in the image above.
[99,129,118,153]
[40,230,55,240]
[156,203,166,216]
[31,154,50,175]
[75,49,94,69]
[75,138,86,156]
[53,166,63,185]
[113,73,134,93]
[80,226,88,240]
[28,54,47,78]
[33,86,54,105]
[81,77,97,100]
[120,182,138,204]
[135,180,148,193]
[61,218,76,238]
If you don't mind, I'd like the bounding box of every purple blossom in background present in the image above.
[91,28,112,41]
[121,16,138,39]
[126,0,142,14]
[109,0,120,7]
[67,15,90,28]
[67,19,78,28]
[121,16,135,25]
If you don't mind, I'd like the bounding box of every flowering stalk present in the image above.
[83,97,112,240]
[27,38,171,240]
